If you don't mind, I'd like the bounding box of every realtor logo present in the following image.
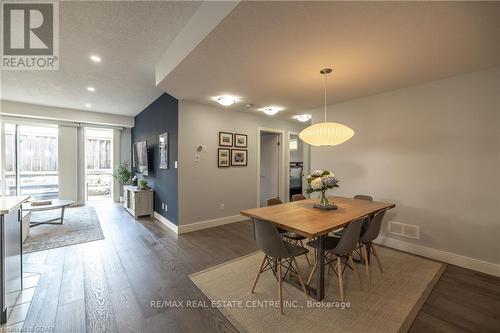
[2,1,59,70]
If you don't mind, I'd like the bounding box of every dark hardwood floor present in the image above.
[10,202,500,332]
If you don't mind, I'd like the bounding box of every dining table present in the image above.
[241,195,395,301]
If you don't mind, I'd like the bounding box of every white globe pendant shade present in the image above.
[299,122,354,146]
[300,68,355,146]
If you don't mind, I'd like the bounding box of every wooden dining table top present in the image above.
[241,196,395,238]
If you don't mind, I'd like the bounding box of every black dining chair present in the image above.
[306,217,366,302]
[359,209,387,287]
[266,197,311,266]
[251,217,309,314]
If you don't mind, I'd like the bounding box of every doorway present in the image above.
[258,128,284,207]
[84,127,113,202]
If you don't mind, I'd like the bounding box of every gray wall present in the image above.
[178,101,305,225]
[310,67,500,266]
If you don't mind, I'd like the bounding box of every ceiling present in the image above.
[1,1,201,116]
[158,1,500,120]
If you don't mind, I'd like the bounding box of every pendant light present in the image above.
[299,68,354,146]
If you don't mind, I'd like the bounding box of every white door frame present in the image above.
[256,127,286,207]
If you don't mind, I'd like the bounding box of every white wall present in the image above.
[178,101,305,226]
[309,67,500,274]
[58,126,78,203]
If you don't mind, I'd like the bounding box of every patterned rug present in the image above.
[22,206,104,253]
[190,246,444,333]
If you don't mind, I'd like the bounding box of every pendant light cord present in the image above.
[324,72,328,123]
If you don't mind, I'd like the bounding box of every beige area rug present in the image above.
[23,206,104,253]
[190,246,445,333]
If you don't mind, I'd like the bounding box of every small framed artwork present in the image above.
[159,132,169,169]
[231,149,248,166]
[219,132,233,146]
[234,133,247,148]
[218,148,230,167]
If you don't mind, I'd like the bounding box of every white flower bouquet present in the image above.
[306,170,339,207]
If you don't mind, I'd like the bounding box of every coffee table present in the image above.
[22,199,74,227]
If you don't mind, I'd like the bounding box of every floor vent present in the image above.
[388,221,420,240]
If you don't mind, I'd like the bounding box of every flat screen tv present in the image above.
[134,141,149,176]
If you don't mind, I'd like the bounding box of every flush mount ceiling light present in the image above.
[299,68,354,146]
[293,114,312,122]
[216,95,238,106]
[85,103,92,108]
[259,106,283,116]
[86,86,95,92]
[90,55,101,63]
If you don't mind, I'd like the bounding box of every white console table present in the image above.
[123,185,154,219]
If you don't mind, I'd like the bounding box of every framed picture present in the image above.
[231,149,248,166]
[234,133,247,148]
[159,132,169,169]
[219,131,233,147]
[218,148,230,167]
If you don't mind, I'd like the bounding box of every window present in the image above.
[290,138,298,151]
[1,123,59,199]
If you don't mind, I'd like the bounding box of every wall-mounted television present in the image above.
[134,141,149,176]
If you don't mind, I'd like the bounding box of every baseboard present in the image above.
[375,235,500,277]
[177,215,247,234]
[153,212,179,234]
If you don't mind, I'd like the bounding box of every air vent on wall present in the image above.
[388,221,420,240]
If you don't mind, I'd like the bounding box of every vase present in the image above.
[319,189,329,206]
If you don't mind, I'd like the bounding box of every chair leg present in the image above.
[299,240,311,266]
[349,254,363,291]
[337,257,344,302]
[371,244,384,273]
[361,245,371,288]
[278,259,283,315]
[307,260,317,285]
[251,254,267,293]
[292,257,309,298]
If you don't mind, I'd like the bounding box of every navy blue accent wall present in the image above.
[131,93,178,224]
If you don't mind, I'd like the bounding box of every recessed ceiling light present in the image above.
[87,86,95,92]
[216,95,238,106]
[85,103,92,108]
[90,55,101,63]
[259,106,283,116]
[293,114,312,122]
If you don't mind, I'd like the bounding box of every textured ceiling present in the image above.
[158,1,500,120]
[1,1,201,116]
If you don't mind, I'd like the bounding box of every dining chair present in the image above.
[306,217,366,302]
[266,197,311,265]
[334,194,373,237]
[251,217,309,314]
[353,194,374,201]
[359,209,387,287]
[291,194,306,201]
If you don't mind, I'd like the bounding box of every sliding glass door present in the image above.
[0,122,59,199]
[85,128,113,202]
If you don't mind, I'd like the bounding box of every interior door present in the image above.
[260,132,280,206]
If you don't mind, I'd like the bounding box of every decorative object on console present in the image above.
[138,178,148,189]
[234,133,247,148]
[231,149,248,166]
[219,132,233,147]
[306,169,339,210]
[159,132,169,169]
[218,148,230,167]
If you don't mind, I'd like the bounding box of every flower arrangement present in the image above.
[306,170,339,207]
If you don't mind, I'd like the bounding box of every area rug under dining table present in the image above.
[190,246,444,333]
[22,205,104,253]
